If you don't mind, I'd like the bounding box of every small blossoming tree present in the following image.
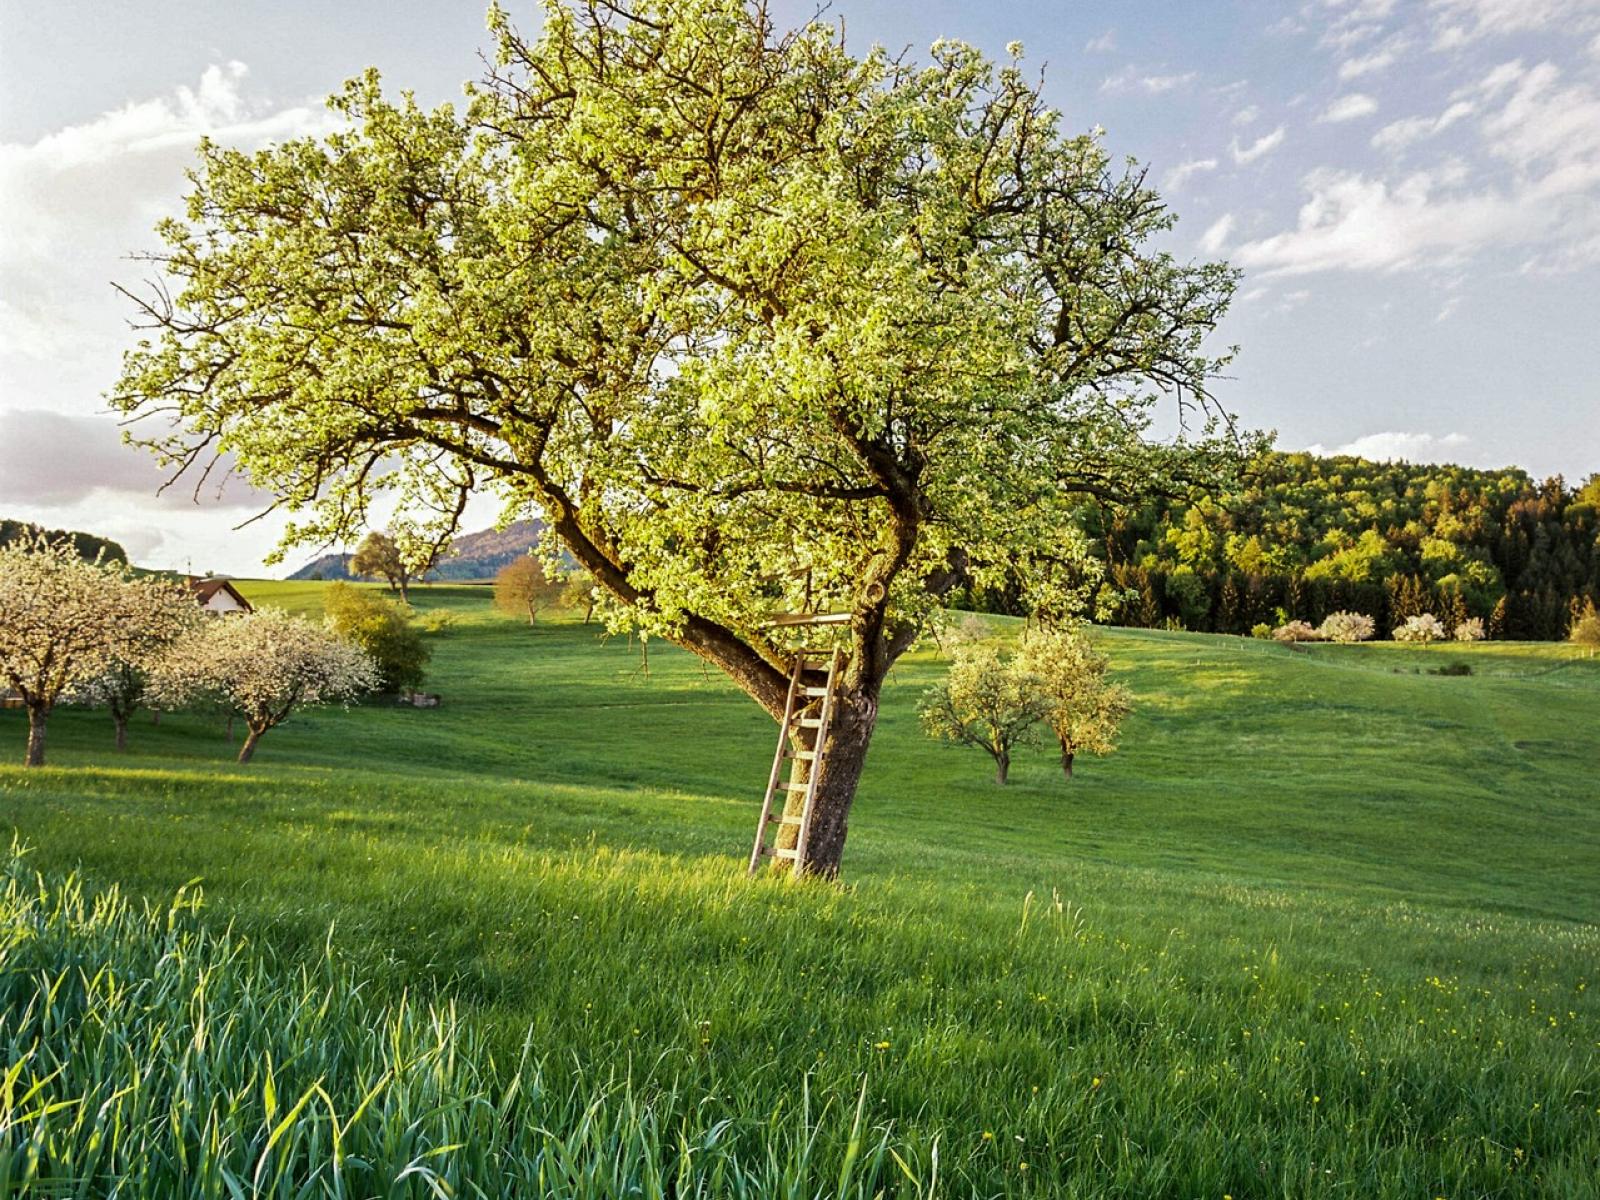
[1017,627,1132,780]
[1271,620,1321,643]
[77,585,204,751]
[153,608,377,763]
[0,535,195,765]
[1393,613,1447,645]
[1318,611,1375,643]
[1452,616,1486,643]
[919,643,1045,785]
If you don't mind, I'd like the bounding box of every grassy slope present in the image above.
[2,582,1597,1195]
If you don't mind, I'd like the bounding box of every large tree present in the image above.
[113,0,1249,876]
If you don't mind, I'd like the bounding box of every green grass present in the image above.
[2,582,1597,1195]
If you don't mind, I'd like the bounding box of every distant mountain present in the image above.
[289,519,547,583]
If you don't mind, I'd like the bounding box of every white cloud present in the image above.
[1430,0,1600,47]
[1338,36,1409,78]
[1100,66,1200,96]
[1307,430,1472,463]
[1163,157,1219,191]
[1371,100,1475,151]
[0,63,336,368]
[1085,29,1117,53]
[1231,126,1287,163]
[1321,93,1380,121]
[1238,59,1600,275]
[1233,104,1261,126]
[1198,214,1236,254]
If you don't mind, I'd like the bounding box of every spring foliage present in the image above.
[1017,626,1132,778]
[1318,610,1375,643]
[919,643,1044,784]
[323,583,430,692]
[1393,613,1448,644]
[0,535,196,764]
[152,609,376,761]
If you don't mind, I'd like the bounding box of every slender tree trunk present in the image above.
[114,714,129,752]
[1060,740,1075,780]
[24,705,48,767]
[771,680,881,879]
[225,713,236,742]
[994,748,1010,785]
[398,576,410,604]
[583,601,595,625]
[527,601,537,626]
[237,725,265,764]
[151,710,161,725]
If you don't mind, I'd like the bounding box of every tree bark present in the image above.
[114,715,129,752]
[770,680,881,879]
[237,726,265,763]
[1060,742,1075,780]
[24,705,47,767]
[994,749,1010,785]
[397,576,410,604]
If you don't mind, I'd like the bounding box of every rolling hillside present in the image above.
[2,585,1596,1195]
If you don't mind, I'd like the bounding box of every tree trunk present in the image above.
[398,576,410,604]
[225,713,236,742]
[1060,741,1075,780]
[114,715,129,752]
[24,705,47,767]
[237,726,265,764]
[770,681,881,879]
[583,601,595,625]
[995,749,1010,785]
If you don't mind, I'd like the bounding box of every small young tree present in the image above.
[153,608,377,763]
[1570,598,1600,653]
[77,586,204,751]
[494,556,564,626]
[1318,610,1375,643]
[1393,613,1447,645]
[350,532,408,599]
[561,569,597,625]
[1018,627,1133,780]
[1452,616,1486,643]
[0,535,194,765]
[919,644,1044,784]
[323,583,429,693]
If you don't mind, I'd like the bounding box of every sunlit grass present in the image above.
[1,582,1597,1194]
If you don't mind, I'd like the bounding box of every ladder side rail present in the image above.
[793,647,844,875]
[749,656,805,874]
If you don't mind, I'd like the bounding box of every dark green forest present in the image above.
[0,519,126,565]
[1080,454,1600,640]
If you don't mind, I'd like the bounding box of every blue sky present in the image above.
[2,0,1597,573]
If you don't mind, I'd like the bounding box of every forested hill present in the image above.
[1076,454,1599,640]
[0,519,126,564]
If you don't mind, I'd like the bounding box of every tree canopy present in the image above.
[114,0,1247,873]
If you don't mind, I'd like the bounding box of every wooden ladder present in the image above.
[749,647,843,875]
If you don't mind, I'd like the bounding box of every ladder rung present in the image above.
[781,780,809,792]
[771,847,800,860]
[777,815,802,825]
[798,718,825,729]
[794,750,818,761]
[801,687,829,698]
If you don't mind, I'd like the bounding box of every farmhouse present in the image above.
[185,576,253,616]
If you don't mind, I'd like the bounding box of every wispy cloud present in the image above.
[1198,213,1236,254]
[1371,100,1475,151]
[1164,157,1219,191]
[1237,58,1600,275]
[1085,29,1117,53]
[1320,93,1380,122]
[1431,0,1600,48]
[1100,65,1200,95]
[1231,126,1287,163]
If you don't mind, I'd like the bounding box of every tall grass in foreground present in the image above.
[0,851,920,1198]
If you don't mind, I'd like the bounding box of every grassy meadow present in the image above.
[2,581,1598,1196]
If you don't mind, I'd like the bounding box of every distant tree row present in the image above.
[957,455,1599,640]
